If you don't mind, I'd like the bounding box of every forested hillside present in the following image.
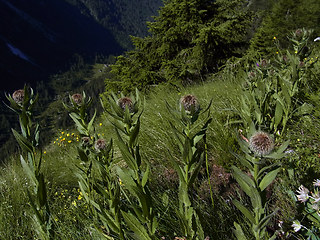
[65,0,163,49]
[0,0,162,93]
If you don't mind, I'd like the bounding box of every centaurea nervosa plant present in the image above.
[166,94,212,240]
[65,92,124,239]
[105,89,158,240]
[5,85,53,240]
[232,125,289,240]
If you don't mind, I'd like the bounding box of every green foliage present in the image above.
[231,29,317,136]
[105,90,159,239]
[232,127,288,240]
[5,86,53,239]
[64,0,163,49]
[165,95,212,239]
[249,0,320,57]
[291,183,320,239]
[104,0,252,93]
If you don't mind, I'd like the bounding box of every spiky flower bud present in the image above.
[71,93,83,105]
[180,94,200,114]
[249,131,274,156]
[95,139,106,151]
[260,59,268,67]
[81,137,90,146]
[295,29,303,37]
[117,97,133,112]
[248,72,256,78]
[12,89,24,105]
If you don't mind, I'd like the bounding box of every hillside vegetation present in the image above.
[2,0,320,239]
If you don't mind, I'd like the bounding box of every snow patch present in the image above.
[6,43,36,65]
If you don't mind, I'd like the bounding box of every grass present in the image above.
[2,62,320,239]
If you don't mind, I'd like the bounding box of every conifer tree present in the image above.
[249,0,320,57]
[106,0,252,93]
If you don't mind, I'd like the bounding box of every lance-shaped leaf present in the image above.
[142,164,150,188]
[12,129,34,153]
[259,167,280,191]
[232,166,255,197]
[87,110,96,132]
[233,222,247,240]
[98,208,121,234]
[265,140,289,159]
[37,173,47,208]
[274,100,283,130]
[256,209,278,233]
[233,199,255,224]
[121,211,152,240]
[20,155,37,184]
[116,129,138,171]
[129,113,142,148]
[77,147,89,162]
[69,113,87,135]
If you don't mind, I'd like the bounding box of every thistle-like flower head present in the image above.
[260,59,268,67]
[180,94,200,114]
[295,29,303,37]
[81,137,90,146]
[95,138,106,151]
[117,97,133,112]
[249,131,274,156]
[12,89,24,105]
[296,185,309,203]
[71,93,83,105]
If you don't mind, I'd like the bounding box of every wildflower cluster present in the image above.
[291,180,320,238]
[53,131,79,147]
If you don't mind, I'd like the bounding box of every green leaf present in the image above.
[162,192,169,207]
[249,187,262,210]
[256,209,278,232]
[274,100,283,129]
[37,173,47,207]
[233,222,247,240]
[77,147,89,162]
[121,211,152,240]
[98,209,120,234]
[233,200,255,224]
[12,129,34,153]
[142,164,150,188]
[259,167,280,191]
[232,166,255,197]
[87,110,97,132]
[129,115,141,148]
[20,155,37,184]
[116,129,138,171]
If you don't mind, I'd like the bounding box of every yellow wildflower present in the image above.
[99,123,102,126]
[72,200,77,207]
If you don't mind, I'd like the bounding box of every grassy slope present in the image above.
[0,74,244,239]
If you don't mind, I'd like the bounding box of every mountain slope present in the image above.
[0,0,163,93]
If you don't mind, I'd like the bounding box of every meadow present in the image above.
[2,29,320,240]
